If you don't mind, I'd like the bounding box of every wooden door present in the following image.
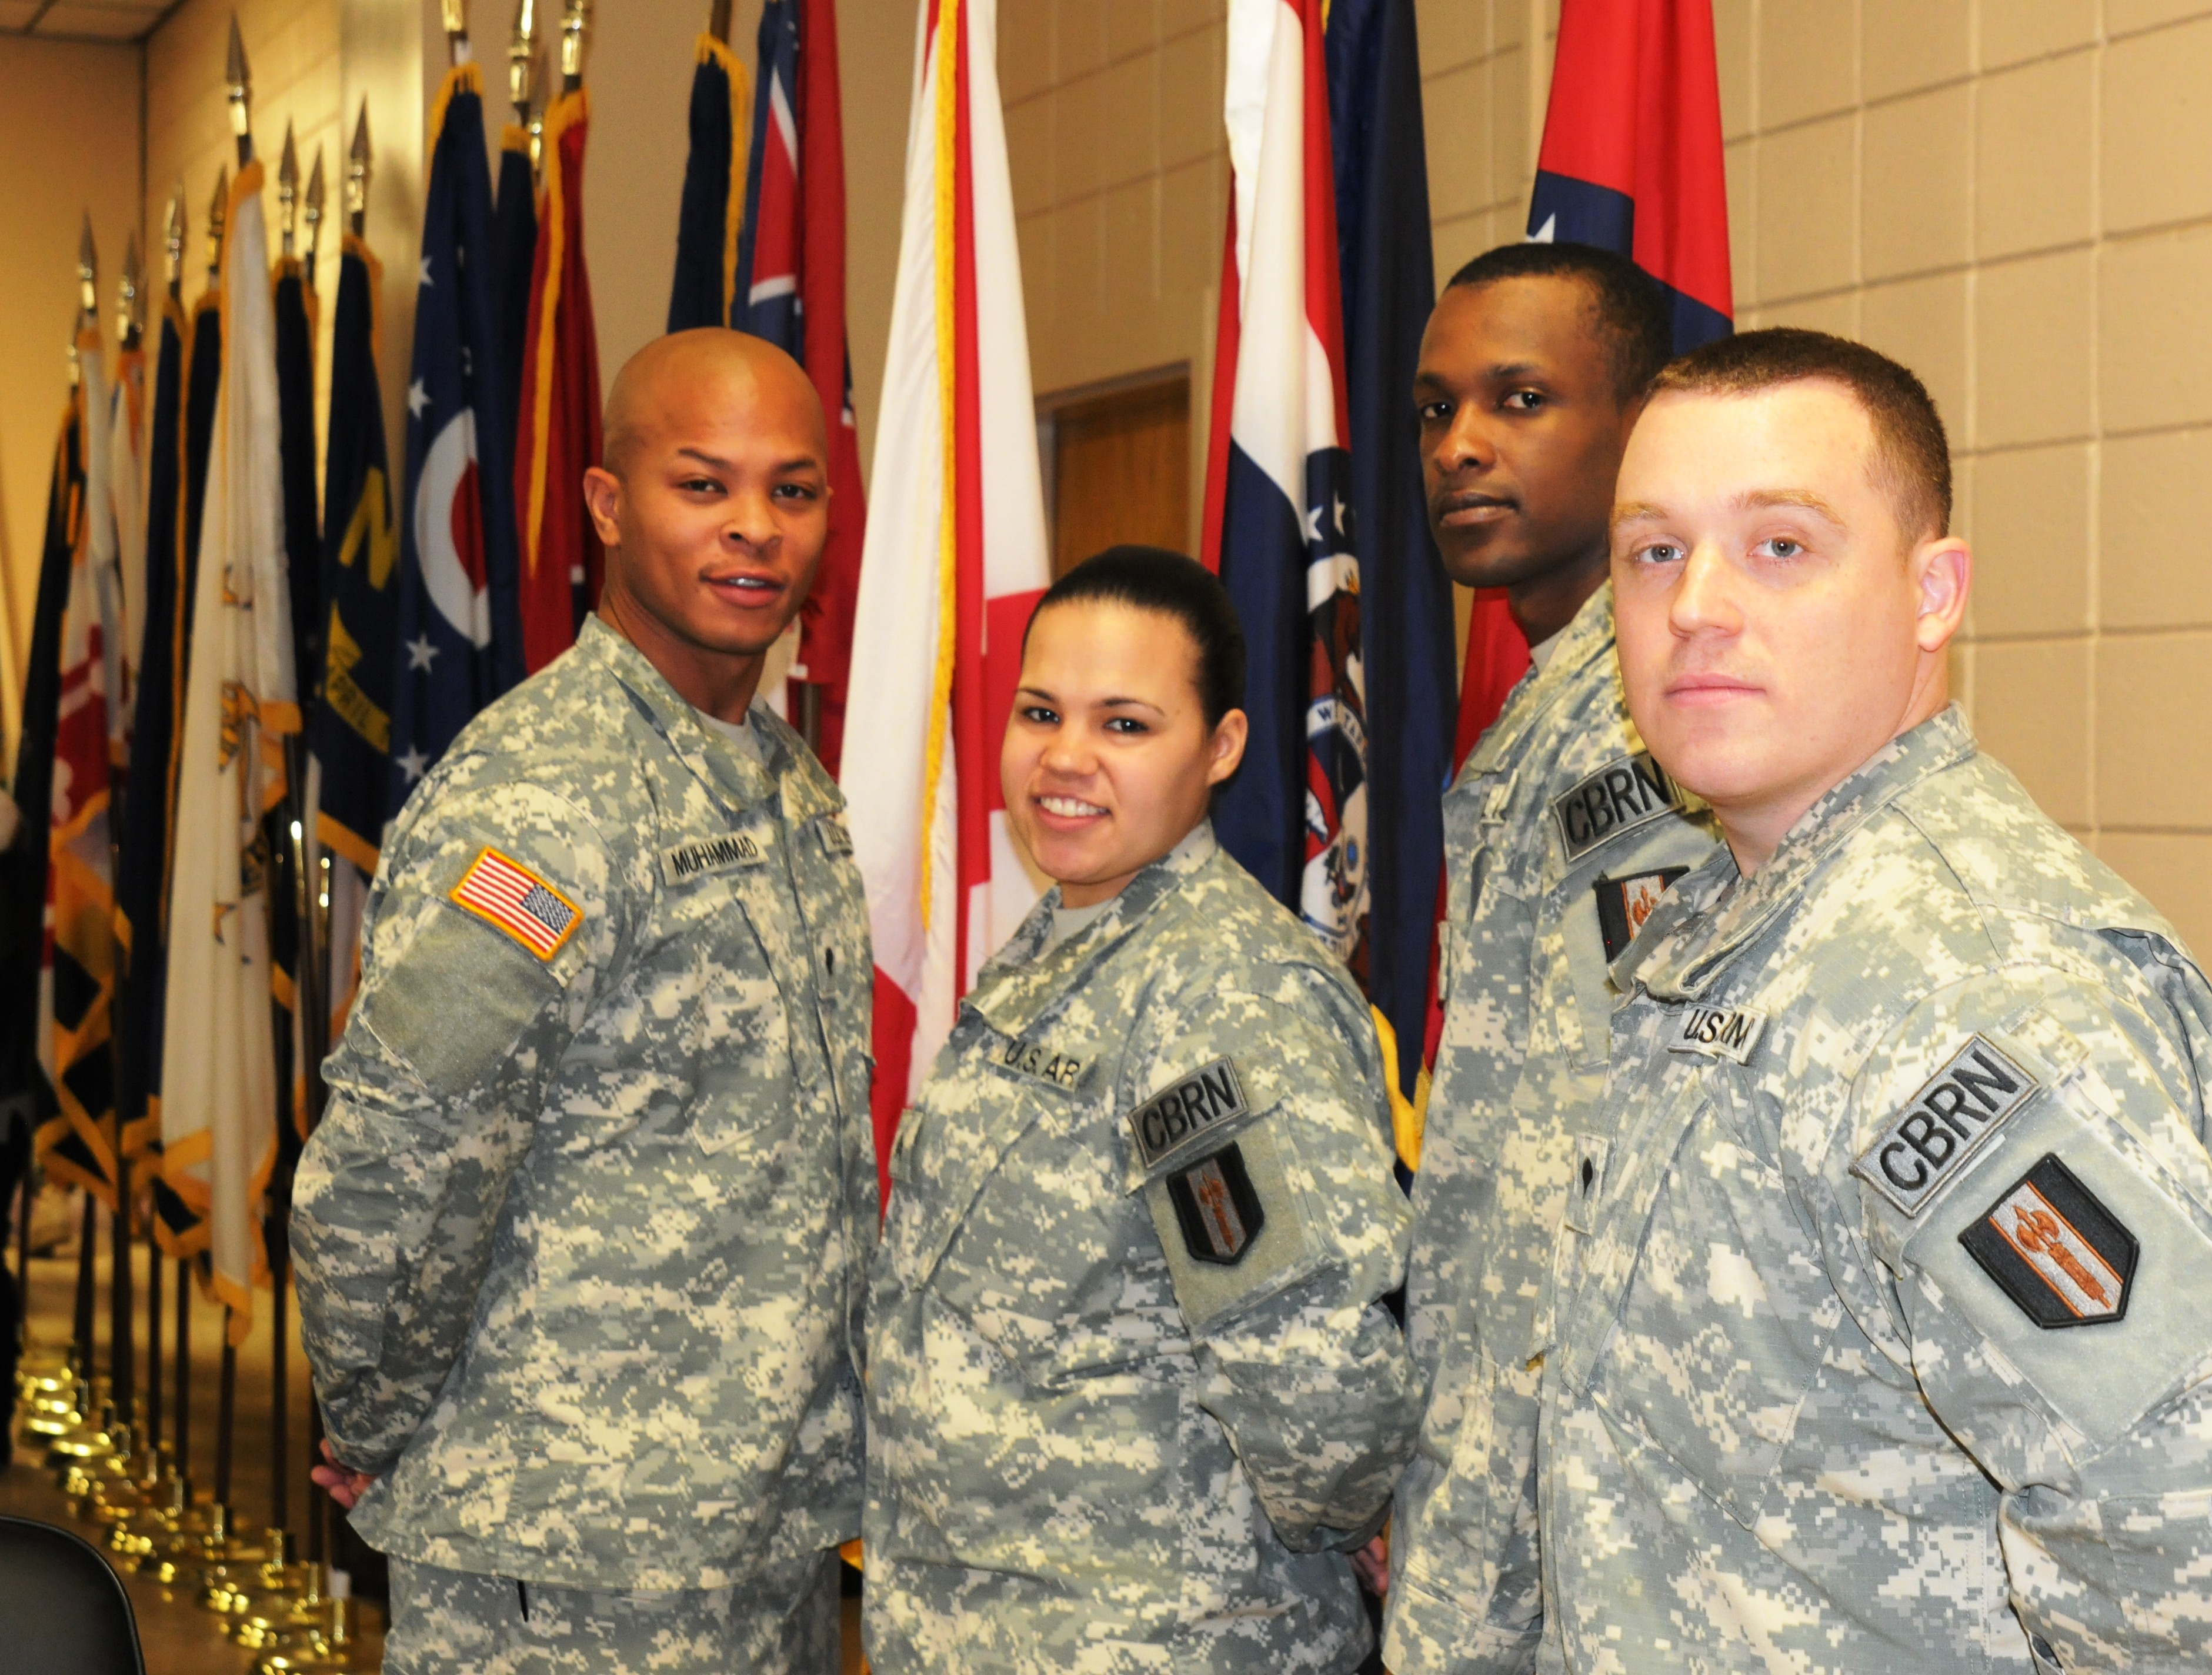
[1046,374,1190,577]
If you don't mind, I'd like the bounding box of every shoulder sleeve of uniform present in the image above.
[1121,955,1407,1334]
[1841,966,2212,1665]
[349,776,620,1099]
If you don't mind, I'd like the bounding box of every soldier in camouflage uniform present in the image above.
[1544,328,2212,1670]
[1384,244,1717,1673]
[294,332,875,1675]
[864,549,1420,1674]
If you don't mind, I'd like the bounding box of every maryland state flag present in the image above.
[310,229,395,1046]
[388,64,525,808]
[512,84,603,672]
[667,28,749,332]
[37,326,126,1205]
[1204,0,1370,966]
[158,161,298,1334]
[734,0,868,776]
[842,0,1049,1180]
[115,286,188,1160]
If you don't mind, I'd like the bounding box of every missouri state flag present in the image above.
[1204,0,1371,970]
[842,0,1050,1182]
[733,0,869,777]
[388,62,526,808]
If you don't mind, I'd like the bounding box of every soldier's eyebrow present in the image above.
[1612,499,1669,529]
[1097,696,1166,715]
[675,447,731,471]
[1736,488,1843,524]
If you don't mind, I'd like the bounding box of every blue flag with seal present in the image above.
[1326,0,1456,1116]
[388,61,524,810]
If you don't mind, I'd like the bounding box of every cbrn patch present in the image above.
[1125,1057,1250,1174]
[1551,752,1686,863]
[1960,1152,2137,1328]
[1166,1143,1266,1265]
[1596,866,1689,962]
[1853,1034,2040,1217]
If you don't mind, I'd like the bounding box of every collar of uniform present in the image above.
[576,613,790,813]
[1615,704,1978,1001]
[1461,583,1614,783]
[965,822,1220,1039]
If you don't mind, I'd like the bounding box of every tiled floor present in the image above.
[10,1190,866,1673]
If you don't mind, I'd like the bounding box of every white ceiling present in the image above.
[2,0,178,43]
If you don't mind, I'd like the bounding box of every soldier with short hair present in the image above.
[294,329,876,1675]
[1383,242,1720,1674]
[1543,327,2212,1670]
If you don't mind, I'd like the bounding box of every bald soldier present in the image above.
[294,330,878,1675]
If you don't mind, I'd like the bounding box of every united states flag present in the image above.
[451,847,579,959]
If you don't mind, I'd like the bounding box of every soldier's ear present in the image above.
[1206,709,1249,786]
[1911,535,1970,655]
[582,465,623,546]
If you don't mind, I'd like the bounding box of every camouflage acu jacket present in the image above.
[293,616,878,1591]
[863,825,1420,1674]
[1387,586,1717,1674]
[1539,706,2212,1673]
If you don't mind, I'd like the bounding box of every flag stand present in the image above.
[144,1215,163,1452]
[109,1154,132,1415]
[71,1191,98,1369]
[214,1314,235,1507]
[173,1258,191,1479]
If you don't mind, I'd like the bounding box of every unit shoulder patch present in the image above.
[1959,1153,2137,1327]
[997,1031,1090,1091]
[1551,752,1686,862]
[1666,1002,1767,1064]
[661,831,766,885]
[1853,1034,2041,1217]
[1166,1143,1266,1266]
[1596,866,1689,962]
[1126,1057,1251,1174]
[449,847,583,960]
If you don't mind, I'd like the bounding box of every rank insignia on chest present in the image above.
[1166,1143,1266,1266]
[1666,1002,1767,1064]
[999,1033,1087,1090]
[1126,1057,1250,1173]
[1596,866,1689,962]
[1853,1034,2040,1217]
[450,847,583,959]
[1550,752,1685,863]
[661,832,766,884]
[1959,1153,2136,1327]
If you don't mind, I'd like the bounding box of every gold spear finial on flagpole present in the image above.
[560,0,589,92]
[442,0,472,66]
[304,145,326,281]
[277,122,299,256]
[510,0,538,121]
[346,101,372,239]
[118,233,142,348]
[77,213,99,326]
[165,181,186,301]
[206,166,228,282]
[530,34,551,171]
[225,15,253,166]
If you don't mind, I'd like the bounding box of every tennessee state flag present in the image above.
[1529,0,1733,352]
[512,86,603,673]
[733,0,869,778]
[842,0,1049,1184]
[1203,0,1370,972]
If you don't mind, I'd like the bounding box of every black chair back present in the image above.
[0,1514,146,1675]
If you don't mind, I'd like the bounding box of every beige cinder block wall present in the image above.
[0,36,144,764]
[1709,0,2212,952]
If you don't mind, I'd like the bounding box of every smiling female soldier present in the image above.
[862,548,1421,1674]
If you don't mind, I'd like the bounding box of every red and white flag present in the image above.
[842,0,1049,1186]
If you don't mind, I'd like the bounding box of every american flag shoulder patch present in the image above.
[449,846,583,960]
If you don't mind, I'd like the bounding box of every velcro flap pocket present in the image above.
[1899,1084,2212,1451]
[1139,1120,1329,1337]
[361,905,562,1095]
